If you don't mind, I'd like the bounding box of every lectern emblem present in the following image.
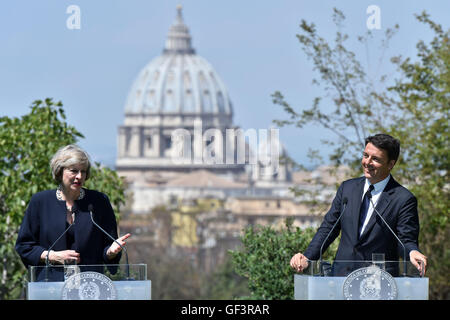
[343,265,397,300]
[61,271,117,300]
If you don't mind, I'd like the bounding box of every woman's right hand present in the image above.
[42,250,80,264]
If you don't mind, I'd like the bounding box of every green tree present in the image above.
[273,9,449,299]
[0,99,126,299]
[230,219,337,299]
[386,13,449,299]
[272,8,399,169]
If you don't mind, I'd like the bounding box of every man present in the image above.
[290,134,427,276]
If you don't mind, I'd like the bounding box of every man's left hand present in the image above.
[409,250,427,276]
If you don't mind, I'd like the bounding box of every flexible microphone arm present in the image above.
[88,205,130,279]
[370,198,408,277]
[319,197,348,276]
[45,222,75,282]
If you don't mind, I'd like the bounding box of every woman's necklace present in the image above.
[56,185,85,224]
[56,185,85,201]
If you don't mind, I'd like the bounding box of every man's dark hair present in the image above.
[365,134,400,162]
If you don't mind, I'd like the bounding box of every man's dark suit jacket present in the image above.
[304,175,420,276]
[15,188,121,280]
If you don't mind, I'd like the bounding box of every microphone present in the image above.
[88,204,130,279]
[369,198,407,277]
[45,213,76,282]
[319,197,348,276]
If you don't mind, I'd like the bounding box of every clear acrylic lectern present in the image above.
[294,260,428,300]
[27,264,151,300]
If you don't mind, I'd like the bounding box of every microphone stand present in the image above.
[89,210,131,280]
[370,198,407,277]
[319,198,348,276]
[44,222,75,282]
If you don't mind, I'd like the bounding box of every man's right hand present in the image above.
[290,253,309,272]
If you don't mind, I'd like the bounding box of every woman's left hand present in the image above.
[106,233,131,259]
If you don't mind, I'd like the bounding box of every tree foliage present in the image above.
[230,219,337,299]
[0,99,126,299]
[273,9,449,299]
[273,8,399,169]
[386,12,449,299]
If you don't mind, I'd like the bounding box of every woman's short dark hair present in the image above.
[365,134,400,162]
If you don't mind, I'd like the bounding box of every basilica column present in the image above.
[128,127,141,157]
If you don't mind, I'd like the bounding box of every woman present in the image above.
[15,144,130,280]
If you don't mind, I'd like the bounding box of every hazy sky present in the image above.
[1,1,448,168]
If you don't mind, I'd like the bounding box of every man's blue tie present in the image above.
[358,184,374,237]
